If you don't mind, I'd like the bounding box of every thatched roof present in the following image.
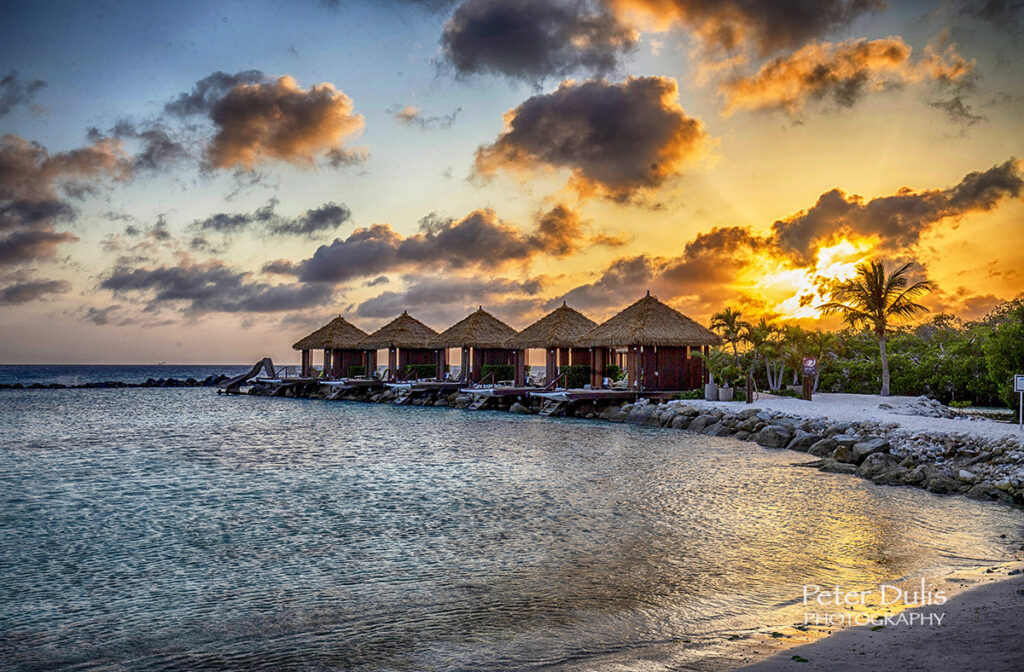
[358,311,438,350]
[429,307,518,349]
[506,302,597,349]
[292,316,368,350]
[578,292,721,348]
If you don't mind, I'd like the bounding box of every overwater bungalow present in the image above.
[430,307,521,385]
[579,292,720,391]
[358,311,441,383]
[292,316,371,379]
[506,302,597,387]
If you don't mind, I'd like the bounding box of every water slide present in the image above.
[218,357,276,390]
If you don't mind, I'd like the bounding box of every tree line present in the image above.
[703,260,1024,408]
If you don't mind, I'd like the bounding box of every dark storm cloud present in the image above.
[959,0,1023,28]
[475,77,707,200]
[0,71,47,118]
[193,199,277,234]
[0,278,70,305]
[441,0,638,83]
[0,229,79,265]
[771,158,1024,264]
[192,199,352,238]
[164,70,269,117]
[269,202,352,237]
[88,121,190,172]
[287,205,595,283]
[1,134,131,266]
[607,0,882,54]
[82,304,121,325]
[551,255,658,312]
[354,274,543,318]
[0,199,75,232]
[100,260,334,315]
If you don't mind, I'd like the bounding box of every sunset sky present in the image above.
[2,0,1022,364]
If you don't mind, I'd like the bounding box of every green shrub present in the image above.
[675,389,701,400]
[733,389,747,402]
[348,365,365,378]
[480,364,515,382]
[404,363,436,380]
[559,364,591,388]
[605,364,624,381]
[949,400,972,408]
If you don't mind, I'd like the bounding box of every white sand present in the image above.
[678,392,1023,442]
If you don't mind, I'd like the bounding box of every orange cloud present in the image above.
[721,36,974,115]
[475,76,707,201]
[608,0,882,54]
[206,75,365,170]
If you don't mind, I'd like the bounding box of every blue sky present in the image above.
[1,0,1022,363]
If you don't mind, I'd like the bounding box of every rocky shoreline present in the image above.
[247,380,1024,508]
[0,375,231,390]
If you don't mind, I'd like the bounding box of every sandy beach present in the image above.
[739,562,1024,671]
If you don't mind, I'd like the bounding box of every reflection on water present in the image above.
[0,389,1019,671]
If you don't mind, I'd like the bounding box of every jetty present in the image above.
[231,293,723,412]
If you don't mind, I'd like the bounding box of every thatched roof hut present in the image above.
[429,307,517,349]
[506,302,596,349]
[579,292,720,348]
[358,311,438,350]
[292,316,368,351]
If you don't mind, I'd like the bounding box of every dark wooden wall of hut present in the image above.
[330,349,365,379]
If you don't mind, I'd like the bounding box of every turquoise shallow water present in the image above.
[0,388,1020,671]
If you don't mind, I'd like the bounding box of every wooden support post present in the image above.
[301,349,311,377]
[589,347,604,388]
[388,347,398,382]
[545,347,558,386]
[514,349,526,386]
[435,349,447,380]
[460,347,471,383]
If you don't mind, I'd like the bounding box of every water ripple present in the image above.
[0,388,1020,671]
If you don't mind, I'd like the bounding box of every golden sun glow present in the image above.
[754,238,876,320]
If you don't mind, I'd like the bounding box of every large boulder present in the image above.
[807,438,838,457]
[787,431,822,452]
[852,438,890,464]
[831,444,854,464]
[754,425,793,448]
[966,483,1014,503]
[670,414,693,430]
[926,472,963,494]
[857,452,898,479]
[625,404,655,424]
[704,422,732,437]
[832,434,861,448]
[688,414,717,433]
[509,402,532,414]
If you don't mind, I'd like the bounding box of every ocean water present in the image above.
[0,388,1020,671]
[0,365,252,386]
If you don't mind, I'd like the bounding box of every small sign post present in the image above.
[802,357,818,401]
[1015,374,1024,429]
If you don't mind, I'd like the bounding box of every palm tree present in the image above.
[741,318,775,403]
[806,330,837,393]
[820,260,933,396]
[710,307,745,369]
